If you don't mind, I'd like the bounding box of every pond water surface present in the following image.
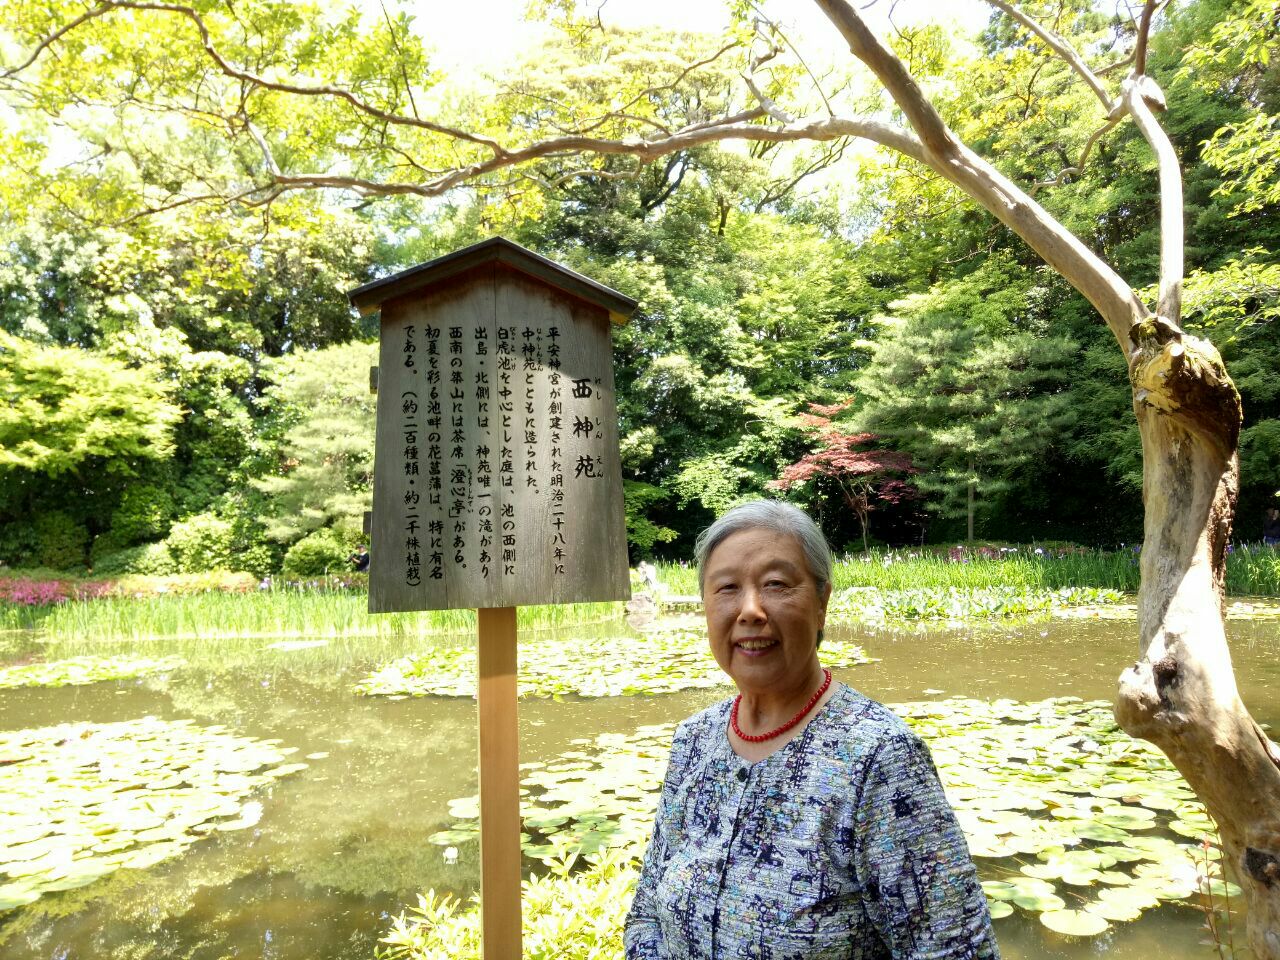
[1,612,1277,960]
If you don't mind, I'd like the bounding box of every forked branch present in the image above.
[981,0,1115,112]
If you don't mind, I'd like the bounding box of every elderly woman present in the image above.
[624,501,999,959]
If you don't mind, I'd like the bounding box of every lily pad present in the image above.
[0,655,184,689]
[1039,908,1111,936]
[356,626,873,699]
[0,717,304,909]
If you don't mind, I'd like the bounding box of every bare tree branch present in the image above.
[814,0,1147,350]
[814,0,956,158]
[0,3,113,79]
[1123,77,1183,323]
[264,114,932,199]
[982,0,1115,112]
[1027,117,1120,196]
[1134,0,1158,77]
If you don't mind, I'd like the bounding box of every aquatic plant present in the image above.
[0,717,306,911]
[356,628,873,699]
[400,696,1237,957]
[0,655,184,689]
[30,592,623,642]
[826,586,1123,623]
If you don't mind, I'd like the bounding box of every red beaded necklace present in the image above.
[731,669,832,743]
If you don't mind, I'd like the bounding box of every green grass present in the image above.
[23,590,624,643]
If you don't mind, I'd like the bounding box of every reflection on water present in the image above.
[0,613,1276,959]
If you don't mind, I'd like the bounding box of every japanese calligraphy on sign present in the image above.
[353,240,635,613]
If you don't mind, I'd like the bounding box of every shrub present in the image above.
[0,521,38,567]
[110,483,176,542]
[33,512,89,570]
[91,543,176,576]
[165,512,235,573]
[282,528,352,578]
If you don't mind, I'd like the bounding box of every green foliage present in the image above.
[622,480,677,556]
[164,512,235,574]
[252,341,377,544]
[826,586,1123,624]
[281,529,352,579]
[32,512,89,571]
[377,848,641,960]
[89,543,177,577]
[1202,113,1280,216]
[0,332,180,477]
[854,282,1079,535]
[0,521,37,568]
[110,484,176,545]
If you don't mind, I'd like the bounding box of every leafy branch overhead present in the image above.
[0,0,1187,333]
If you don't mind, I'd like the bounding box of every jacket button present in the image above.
[736,767,747,782]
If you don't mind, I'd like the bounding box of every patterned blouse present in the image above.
[624,684,1000,959]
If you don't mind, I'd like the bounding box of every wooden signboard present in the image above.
[349,237,637,960]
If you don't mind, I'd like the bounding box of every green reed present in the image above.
[26,590,624,643]
[657,546,1280,597]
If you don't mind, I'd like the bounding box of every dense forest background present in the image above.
[1,0,1276,576]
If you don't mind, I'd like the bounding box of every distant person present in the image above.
[349,543,370,572]
[1264,507,1280,548]
[638,559,661,594]
[625,500,997,959]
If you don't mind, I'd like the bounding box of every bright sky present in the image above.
[404,0,993,72]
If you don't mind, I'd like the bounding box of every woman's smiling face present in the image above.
[702,527,830,696]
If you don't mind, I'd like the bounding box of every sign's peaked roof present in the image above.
[347,236,638,324]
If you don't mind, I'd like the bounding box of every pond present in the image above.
[0,611,1277,959]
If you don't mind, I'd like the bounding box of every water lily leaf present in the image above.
[427,829,478,846]
[357,627,872,699]
[0,656,185,690]
[0,884,40,911]
[1012,891,1067,912]
[0,717,304,906]
[1200,878,1243,899]
[986,901,1013,919]
[1072,823,1130,842]
[1039,909,1110,936]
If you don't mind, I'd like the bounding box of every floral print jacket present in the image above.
[624,684,1000,959]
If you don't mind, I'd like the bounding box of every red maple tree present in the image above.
[770,401,918,552]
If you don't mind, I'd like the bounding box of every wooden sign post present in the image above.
[349,238,636,959]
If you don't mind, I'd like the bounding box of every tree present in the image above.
[0,331,182,567]
[0,330,179,476]
[853,282,1080,542]
[5,1,1280,952]
[250,340,377,544]
[769,401,916,552]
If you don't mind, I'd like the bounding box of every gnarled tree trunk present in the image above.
[811,3,1280,953]
[1118,320,1280,956]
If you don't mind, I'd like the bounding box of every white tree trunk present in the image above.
[1117,322,1280,957]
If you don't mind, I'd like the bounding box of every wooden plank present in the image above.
[477,606,522,960]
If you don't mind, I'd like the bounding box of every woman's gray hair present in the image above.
[694,500,833,597]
